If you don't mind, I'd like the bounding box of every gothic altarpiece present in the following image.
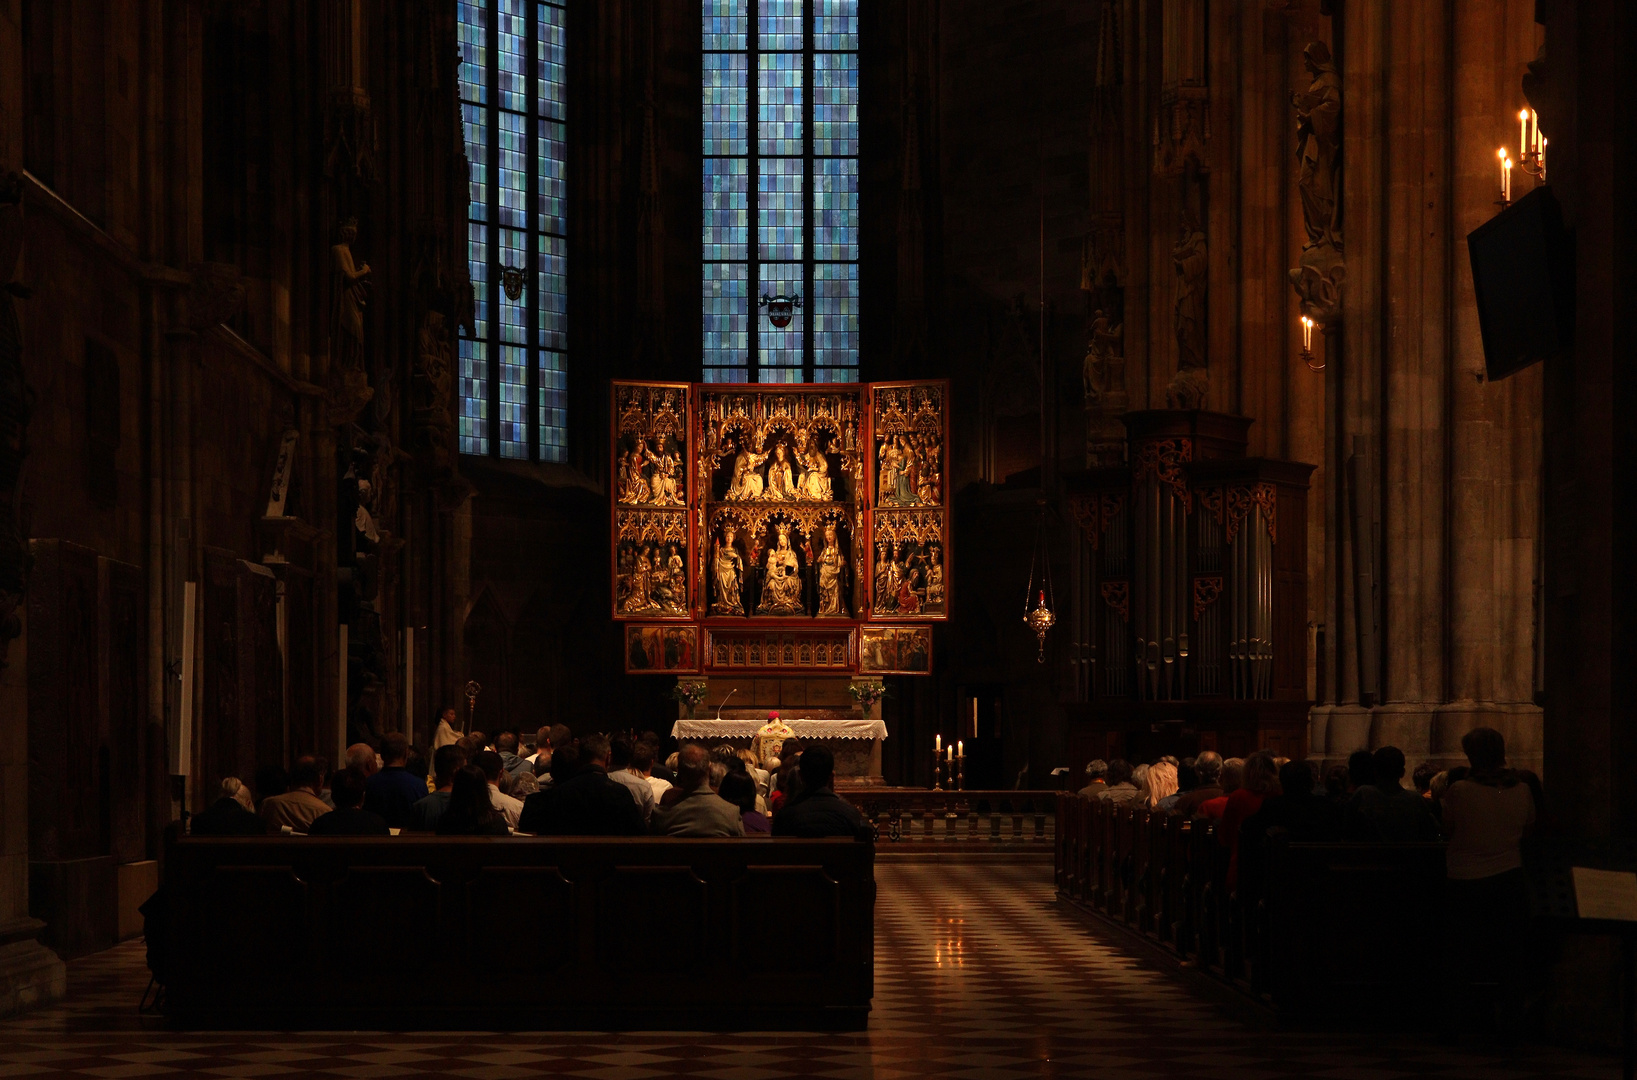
[612,381,949,679]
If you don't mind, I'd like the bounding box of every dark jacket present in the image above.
[519,765,645,836]
[363,766,429,829]
[307,807,391,836]
[190,796,270,837]
[771,789,867,838]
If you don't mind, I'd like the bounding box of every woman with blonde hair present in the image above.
[1146,761,1179,808]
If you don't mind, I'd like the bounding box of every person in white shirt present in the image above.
[633,743,671,803]
[432,706,463,751]
[473,749,523,830]
[607,734,657,824]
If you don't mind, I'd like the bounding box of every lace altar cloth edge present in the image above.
[670,718,888,741]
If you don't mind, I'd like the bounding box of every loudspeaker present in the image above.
[1466,184,1575,381]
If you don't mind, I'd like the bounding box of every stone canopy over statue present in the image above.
[610,380,950,676]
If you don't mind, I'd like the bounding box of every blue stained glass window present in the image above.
[703,0,859,383]
[459,0,568,463]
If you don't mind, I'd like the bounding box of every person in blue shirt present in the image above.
[363,732,429,829]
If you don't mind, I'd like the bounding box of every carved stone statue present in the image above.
[1292,41,1342,251]
[816,523,845,616]
[1288,40,1346,324]
[1082,310,1123,410]
[413,309,454,466]
[330,217,374,425]
[1167,216,1209,409]
[758,525,803,614]
[712,526,745,615]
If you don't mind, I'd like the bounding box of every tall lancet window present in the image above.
[703,0,858,384]
[457,0,568,461]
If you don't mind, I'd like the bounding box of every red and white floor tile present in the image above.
[0,863,1618,1078]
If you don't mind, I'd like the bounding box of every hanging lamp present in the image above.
[1022,500,1057,663]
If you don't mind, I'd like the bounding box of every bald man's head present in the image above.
[676,744,711,792]
[346,743,380,777]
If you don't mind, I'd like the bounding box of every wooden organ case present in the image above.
[1064,411,1314,764]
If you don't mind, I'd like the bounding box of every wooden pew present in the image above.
[161,835,875,1030]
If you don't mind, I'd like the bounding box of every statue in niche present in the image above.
[1288,40,1346,325]
[925,544,946,610]
[1082,309,1123,410]
[413,309,454,465]
[765,442,796,501]
[799,442,833,501]
[726,436,768,501]
[643,438,684,506]
[329,217,374,424]
[816,522,846,616]
[621,544,658,614]
[1167,214,1209,410]
[758,525,803,614]
[1292,41,1342,251]
[712,525,745,615]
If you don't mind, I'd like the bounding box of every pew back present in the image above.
[163,836,875,1029]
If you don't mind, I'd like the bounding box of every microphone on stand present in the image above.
[715,687,737,722]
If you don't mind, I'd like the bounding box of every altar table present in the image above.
[670,717,887,785]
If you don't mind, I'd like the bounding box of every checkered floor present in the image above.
[0,862,1619,1078]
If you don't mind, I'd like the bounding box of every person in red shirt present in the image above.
[1218,752,1279,892]
[1197,758,1244,820]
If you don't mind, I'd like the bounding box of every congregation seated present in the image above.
[435,765,512,835]
[1172,751,1223,815]
[407,744,466,831]
[190,777,269,836]
[651,744,744,837]
[518,733,644,836]
[1345,746,1439,842]
[1077,759,1108,798]
[632,742,670,803]
[363,733,428,829]
[772,747,868,838]
[309,766,391,836]
[496,732,530,778]
[1095,759,1140,804]
[1197,758,1243,819]
[718,771,771,834]
[259,756,331,833]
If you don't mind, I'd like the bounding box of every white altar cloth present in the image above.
[670,718,888,741]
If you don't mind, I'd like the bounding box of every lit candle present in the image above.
[1301,315,1314,351]
[1505,155,1513,202]
[957,740,964,758]
[935,733,941,754]
[1520,109,1529,157]
[947,744,954,762]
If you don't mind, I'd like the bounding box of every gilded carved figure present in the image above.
[758,525,803,614]
[816,523,845,617]
[712,525,745,615]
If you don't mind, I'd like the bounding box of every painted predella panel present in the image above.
[615,510,690,619]
[625,624,701,674]
[614,382,689,507]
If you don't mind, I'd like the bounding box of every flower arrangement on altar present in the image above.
[847,681,888,716]
[671,679,710,717]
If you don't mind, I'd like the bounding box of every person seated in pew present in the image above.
[1146,761,1179,809]
[1218,752,1278,891]
[1345,745,1440,843]
[364,733,430,829]
[606,734,657,825]
[1156,761,1194,814]
[1078,759,1109,798]
[1196,758,1243,820]
[473,749,524,830]
[772,747,867,839]
[651,744,744,837]
[191,777,270,836]
[406,745,467,831]
[719,771,771,835]
[436,766,512,835]
[346,742,382,778]
[518,733,645,836]
[1173,751,1223,816]
[260,756,332,833]
[497,732,531,778]
[1237,758,1341,890]
[1094,759,1141,805]
[309,766,391,836]
[633,742,671,804]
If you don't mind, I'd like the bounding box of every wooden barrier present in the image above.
[162,835,875,1030]
[844,790,1056,850]
[1055,793,1448,1024]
